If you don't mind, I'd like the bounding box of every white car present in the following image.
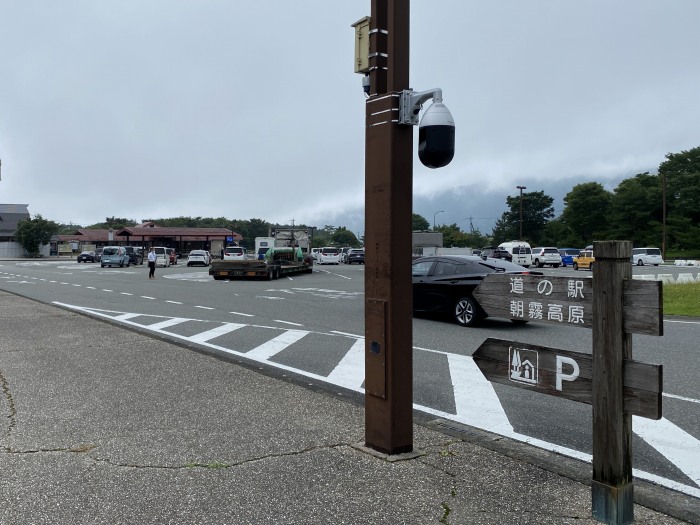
[317,247,341,265]
[632,247,663,266]
[223,246,247,260]
[531,247,562,268]
[187,250,211,267]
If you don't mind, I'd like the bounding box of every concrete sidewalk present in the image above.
[0,291,696,524]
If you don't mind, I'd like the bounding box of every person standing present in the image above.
[147,247,157,279]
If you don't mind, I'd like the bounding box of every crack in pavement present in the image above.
[0,369,16,435]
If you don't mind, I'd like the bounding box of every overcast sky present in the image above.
[1,1,699,237]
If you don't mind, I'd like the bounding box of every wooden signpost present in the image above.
[472,241,663,525]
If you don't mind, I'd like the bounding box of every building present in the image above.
[0,204,34,257]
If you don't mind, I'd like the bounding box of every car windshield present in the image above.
[190,251,205,256]
[543,248,559,254]
[321,248,339,254]
[103,248,118,255]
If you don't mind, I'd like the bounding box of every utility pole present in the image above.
[517,185,526,240]
[363,0,413,454]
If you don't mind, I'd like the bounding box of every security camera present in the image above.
[418,101,455,169]
[398,88,455,169]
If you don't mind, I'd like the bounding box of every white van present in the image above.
[497,241,532,267]
[153,246,170,267]
[317,247,341,265]
[632,247,663,266]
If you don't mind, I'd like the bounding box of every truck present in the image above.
[209,246,313,280]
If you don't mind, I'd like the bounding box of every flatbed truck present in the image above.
[209,247,313,280]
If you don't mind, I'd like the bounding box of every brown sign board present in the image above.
[472,274,662,336]
[473,338,662,420]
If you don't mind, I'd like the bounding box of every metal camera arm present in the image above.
[398,88,443,126]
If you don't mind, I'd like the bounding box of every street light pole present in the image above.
[433,210,444,230]
[516,185,526,239]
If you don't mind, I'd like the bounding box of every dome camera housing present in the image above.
[418,102,455,169]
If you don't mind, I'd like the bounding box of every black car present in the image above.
[412,255,533,327]
[77,251,96,263]
[480,247,512,261]
[124,247,144,265]
[346,249,365,264]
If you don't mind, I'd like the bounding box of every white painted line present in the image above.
[194,305,215,310]
[166,300,183,304]
[331,330,364,338]
[120,292,133,296]
[140,296,156,300]
[189,323,246,343]
[147,318,192,331]
[113,313,143,321]
[230,311,254,317]
[447,354,514,436]
[665,319,700,325]
[634,416,700,488]
[101,289,113,292]
[327,338,365,389]
[246,330,309,360]
[664,392,700,404]
[274,320,304,327]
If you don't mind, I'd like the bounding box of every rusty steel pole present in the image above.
[364,0,413,454]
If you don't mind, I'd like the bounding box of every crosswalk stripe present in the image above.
[148,318,192,331]
[327,338,365,389]
[246,329,309,360]
[447,354,514,435]
[188,323,247,343]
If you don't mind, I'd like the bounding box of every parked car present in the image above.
[632,247,663,266]
[339,247,352,263]
[558,248,580,267]
[77,251,96,263]
[187,250,211,267]
[167,248,178,265]
[531,247,562,268]
[310,248,321,260]
[100,246,130,268]
[153,247,170,267]
[480,247,512,261]
[124,246,144,265]
[94,247,103,262]
[346,248,365,264]
[317,247,341,265]
[412,255,534,327]
[573,249,595,271]
[223,246,247,260]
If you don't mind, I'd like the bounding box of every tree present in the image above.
[658,145,700,249]
[492,190,555,244]
[412,213,430,231]
[331,227,360,247]
[607,173,661,246]
[15,215,60,256]
[561,182,612,246]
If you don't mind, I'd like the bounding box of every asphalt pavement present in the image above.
[0,289,697,524]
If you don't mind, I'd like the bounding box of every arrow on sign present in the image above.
[472,338,662,420]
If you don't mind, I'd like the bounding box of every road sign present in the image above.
[472,274,662,336]
[472,338,662,420]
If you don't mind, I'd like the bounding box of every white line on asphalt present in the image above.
[246,330,309,360]
[166,300,183,304]
[664,392,700,404]
[634,416,700,488]
[665,319,700,325]
[274,320,304,326]
[331,330,363,338]
[188,322,246,343]
[147,318,192,331]
[194,305,215,310]
[230,311,254,317]
[327,338,365,389]
[140,296,156,300]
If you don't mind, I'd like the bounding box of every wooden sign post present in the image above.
[471,240,663,525]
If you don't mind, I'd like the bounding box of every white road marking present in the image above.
[246,330,309,360]
[274,320,304,327]
[194,305,215,310]
[634,417,700,488]
[327,338,365,389]
[147,318,192,331]
[188,323,246,343]
[664,393,700,404]
[230,311,254,317]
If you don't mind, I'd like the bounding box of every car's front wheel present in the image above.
[454,296,480,327]
[573,263,579,270]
